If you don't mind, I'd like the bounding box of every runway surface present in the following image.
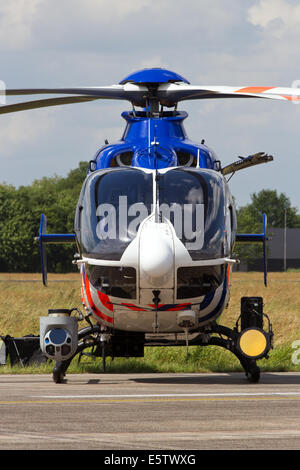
[0,372,299,450]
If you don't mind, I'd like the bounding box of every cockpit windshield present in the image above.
[77,166,231,261]
[79,168,153,260]
[158,168,228,260]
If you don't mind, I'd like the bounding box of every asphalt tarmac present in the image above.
[0,372,299,451]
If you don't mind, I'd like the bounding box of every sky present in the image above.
[1,0,300,212]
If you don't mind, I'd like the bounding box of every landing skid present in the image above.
[145,324,263,383]
[51,322,268,384]
[52,324,103,383]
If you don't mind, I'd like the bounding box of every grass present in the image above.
[0,271,299,374]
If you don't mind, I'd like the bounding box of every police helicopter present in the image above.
[2,67,299,383]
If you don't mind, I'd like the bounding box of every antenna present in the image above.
[152,125,161,223]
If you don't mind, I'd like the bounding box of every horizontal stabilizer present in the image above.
[38,233,76,243]
[35,214,75,286]
[236,214,269,286]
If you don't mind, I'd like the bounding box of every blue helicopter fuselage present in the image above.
[74,106,233,333]
[93,110,218,171]
[33,67,272,380]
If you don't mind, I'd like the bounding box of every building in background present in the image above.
[237,228,300,272]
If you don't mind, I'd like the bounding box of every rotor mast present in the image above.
[119,68,190,118]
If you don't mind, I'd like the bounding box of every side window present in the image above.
[79,169,153,260]
[225,205,232,255]
[110,151,133,167]
[176,150,197,167]
[226,204,237,252]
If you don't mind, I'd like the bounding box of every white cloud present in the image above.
[0,0,151,52]
[0,110,54,155]
[95,0,151,19]
[248,0,300,37]
[0,0,44,50]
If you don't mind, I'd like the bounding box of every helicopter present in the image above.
[1,67,299,383]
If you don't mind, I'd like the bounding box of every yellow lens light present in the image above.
[239,328,268,358]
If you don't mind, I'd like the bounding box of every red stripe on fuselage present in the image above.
[121,303,148,311]
[148,303,191,311]
[121,303,191,312]
[84,272,114,324]
[98,291,114,312]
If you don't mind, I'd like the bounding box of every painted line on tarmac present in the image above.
[0,394,300,406]
[0,391,297,406]
[35,392,300,399]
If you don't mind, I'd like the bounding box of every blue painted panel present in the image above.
[93,111,218,170]
[119,68,190,84]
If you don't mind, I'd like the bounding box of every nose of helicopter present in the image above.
[139,218,174,286]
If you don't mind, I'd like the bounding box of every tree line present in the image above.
[235,189,300,266]
[0,161,89,272]
[0,161,299,272]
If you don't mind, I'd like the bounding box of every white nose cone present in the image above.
[139,220,174,285]
[141,234,173,277]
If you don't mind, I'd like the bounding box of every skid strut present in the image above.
[51,297,273,384]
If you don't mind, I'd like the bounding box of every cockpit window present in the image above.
[77,166,229,262]
[80,168,153,260]
[159,168,227,260]
[110,151,133,167]
[177,265,225,299]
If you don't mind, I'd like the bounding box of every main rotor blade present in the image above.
[157,83,300,106]
[0,95,101,115]
[2,83,148,107]
[2,81,300,112]
[5,85,125,96]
